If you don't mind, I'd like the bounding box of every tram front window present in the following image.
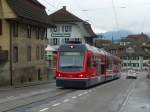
[59,52,84,72]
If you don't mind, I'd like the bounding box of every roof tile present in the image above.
[7,0,51,24]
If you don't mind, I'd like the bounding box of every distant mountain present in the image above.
[97,30,132,41]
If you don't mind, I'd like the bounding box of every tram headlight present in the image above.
[79,74,84,77]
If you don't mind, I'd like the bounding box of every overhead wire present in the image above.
[111,0,122,39]
[74,0,90,22]
[41,0,59,13]
[42,0,58,9]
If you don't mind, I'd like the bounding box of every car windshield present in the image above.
[59,52,84,72]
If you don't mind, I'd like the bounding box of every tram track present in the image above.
[1,88,76,112]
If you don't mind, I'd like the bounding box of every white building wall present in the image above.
[122,56,147,70]
[47,23,87,50]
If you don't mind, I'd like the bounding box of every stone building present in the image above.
[94,37,150,70]
[94,39,112,48]
[119,32,150,46]
[0,0,53,86]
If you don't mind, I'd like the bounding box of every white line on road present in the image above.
[7,96,16,100]
[40,108,49,112]
[52,103,61,107]
[78,94,83,96]
[83,91,88,94]
[63,99,69,103]
[118,82,135,112]
[72,96,77,99]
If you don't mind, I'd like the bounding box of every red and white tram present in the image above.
[56,44,121,88]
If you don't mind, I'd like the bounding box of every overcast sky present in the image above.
[38,0,150,34]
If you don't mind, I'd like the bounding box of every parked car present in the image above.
[126,70,137,79]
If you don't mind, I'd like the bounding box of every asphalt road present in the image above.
[0,71,149,112]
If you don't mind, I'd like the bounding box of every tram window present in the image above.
[59,52,84,72]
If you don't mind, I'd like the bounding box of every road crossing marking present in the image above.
[40,108,49,112]
[52,103,61,107]
[63,99,69,103]
[83,91,88,94]
[78,94,83,96]
[72,96,77,99]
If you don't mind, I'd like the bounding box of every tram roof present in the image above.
[59,43,121,61]
[59,43,108,55]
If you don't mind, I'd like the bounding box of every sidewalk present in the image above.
[0,78,55,91]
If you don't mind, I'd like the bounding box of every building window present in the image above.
[62,25,72,32]
[37,69,42,80]
[65,38,69,44]
[136,57,139,60]
[12,22,18,37]
[41,28,45,40]
[41,46,44,60]
[124,63,127,66]
[53,27,57,32]
[27,25,31,38]
[45,28,47,39]
[27,46,31,61]
[53,38,58,45]
[36,27,39,40]
[65,25,72,32]
[75,38,79,42]
[53,26,60,32]
[36,46,40,60]
[0,19,2,35]
[13,46,18,63]
[128,63,131,66]
[39,28,43,40]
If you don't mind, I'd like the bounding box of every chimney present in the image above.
[63,6,66,10]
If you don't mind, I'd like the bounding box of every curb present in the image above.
[0,80,55,91]
[14,80,55,88]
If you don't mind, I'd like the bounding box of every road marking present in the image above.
[40,108,49,112]
[78,94,83,96]
[118,82,135,112]
[83,91,88,94]
[63,99,69,103]
[7,96,16,100]
[72,96,77,99]
[52,103,61,107]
